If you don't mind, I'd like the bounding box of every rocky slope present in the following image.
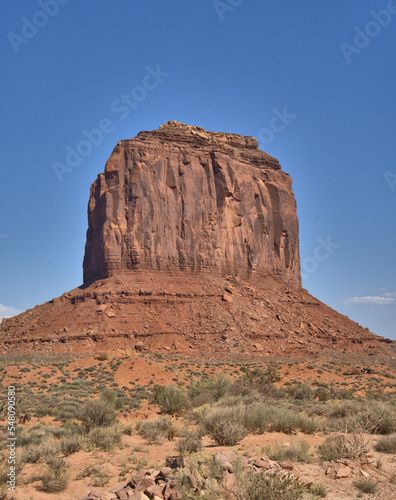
[0,271,392,357]
[83,121,300,287]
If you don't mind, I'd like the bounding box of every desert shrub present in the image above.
[356,403,396,435]
[188,375,232,407]
[77,464,111,487]
[298,414,319,434]
[22,438,60,464]
[318,434,368,461]
[173,454,223,499]
[79,397,118,431]
[138,416,178,444]
[242,470,305,500]
[96,352,108,361]
[265,438,310,462]
[269,409,303,434]
[17,424,47,447]
[188,403,211,424]
[310,482,327,497]
[122,422,135,436]
[374,434,396,453]
[154,385,187,415]
[265,361,282,382]
[354,478,377,494]
[244,403,274,434]
[86,426,122,451]
[38,457,69,493]
[201,405,248,446]
[288,382,315,401]
[60,435,84,456]
[328,401,360,420]
[176,430,203,456]
[315,387,329,402]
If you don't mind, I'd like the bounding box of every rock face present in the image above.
[83,121,300,286]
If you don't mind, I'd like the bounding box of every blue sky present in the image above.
[0,0,395,340]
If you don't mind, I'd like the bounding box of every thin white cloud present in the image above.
[345,296,396,306]
[0,304,22,321]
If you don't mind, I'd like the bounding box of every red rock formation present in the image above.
[83,121,301,286]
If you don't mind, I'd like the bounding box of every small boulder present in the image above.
[135,341,146,352]
[336,466,351,479]
[127,470,146,488]
[279,460,294,471]
[222,293,233,302]
[165,456,185,469]
[249,458,270,469]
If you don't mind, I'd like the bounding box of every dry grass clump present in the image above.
[176,429,203,456]
[200,405,248,446]
[374,434,396,453]
[265,438,311,463]
[318,434,369,461]
[138,416,179,444]
[38,457,69,493]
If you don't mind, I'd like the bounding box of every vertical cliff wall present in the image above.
[83,121,301,286]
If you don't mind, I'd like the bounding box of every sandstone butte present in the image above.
[0,121,394,359]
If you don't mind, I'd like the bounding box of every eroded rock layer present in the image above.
[83,121,301,286]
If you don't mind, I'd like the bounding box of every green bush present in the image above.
[79,397,118,431]
[201,405,248,446]
[288,382,315,401]
[188,375,232,407]
[269,409,302,434]
[60,435,84,456]
[86,426,122,451]
[154,385,187,415]
[138,417,178,444]
[298,414,319,434]
[244,403,274,434]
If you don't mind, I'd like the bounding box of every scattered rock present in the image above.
[222,293,233,303]
[248,458,270,469]
[336,466,351,479]
[165,456,185,469]
[135,342,146,352]
[279,460,294,471]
